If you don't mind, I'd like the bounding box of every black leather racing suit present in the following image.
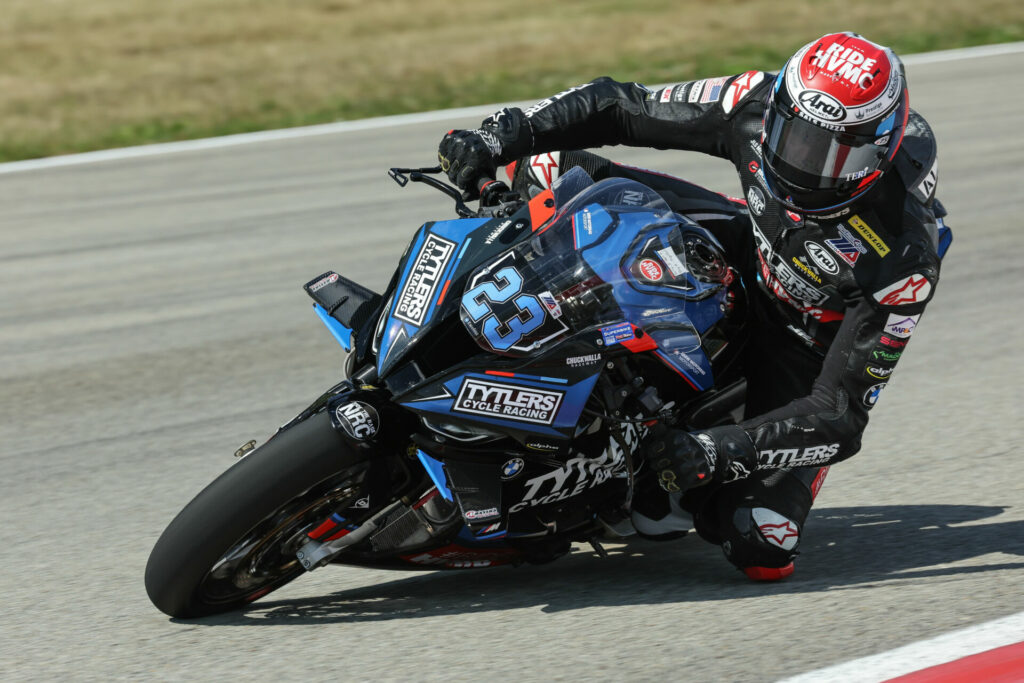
[501,71,949,569]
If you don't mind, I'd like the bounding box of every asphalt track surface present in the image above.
[1,49,1022,682]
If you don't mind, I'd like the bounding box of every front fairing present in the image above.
[459,177,732,388]
[374,211,532,379]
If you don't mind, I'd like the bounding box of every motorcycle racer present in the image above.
[437,32,950,579]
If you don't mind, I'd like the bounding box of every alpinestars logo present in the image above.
[874,274,932,306]
[453,378,564,426]
[760,522,800,547]
[394,234,456,326]
[752,507,800,550]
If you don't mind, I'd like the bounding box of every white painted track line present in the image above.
[1,41,1022,176]
[779,611,1024,683]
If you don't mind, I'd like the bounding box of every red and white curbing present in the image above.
[780,610,1024,682]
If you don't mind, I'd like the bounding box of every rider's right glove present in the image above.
[438,107,533,193]
[644,425,758,493]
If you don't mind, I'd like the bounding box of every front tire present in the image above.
[145,410,367,618]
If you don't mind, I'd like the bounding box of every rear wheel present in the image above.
[145,411,368,618]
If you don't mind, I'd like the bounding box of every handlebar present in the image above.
[388,166,516,217]
[476,176,511,208]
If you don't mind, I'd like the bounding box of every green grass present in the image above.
[1,0,1022,162]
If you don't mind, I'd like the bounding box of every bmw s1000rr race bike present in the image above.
[145,165,751,618]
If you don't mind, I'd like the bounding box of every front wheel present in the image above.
[145,410,368,618]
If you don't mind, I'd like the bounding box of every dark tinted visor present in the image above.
[763,110,885,191]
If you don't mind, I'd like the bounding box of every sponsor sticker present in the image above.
[671,348,707,376]
[464,507,499,521]
[510,421,647,513]
[773,260,828,305]
[747,185,766,216]
[309,272,339,293]
[848,215,889,257]
[538,290,563,318]
[825,225,868,266]
[805,241,839,274]
[865,364,894,380]
[566,353,601,368]
[863,382,887,408]
[880,335,907,349]
[483,219,512,245]
[872,348,902,363]
[500,457,525,480]
[525,441,560,453]
[883,312,920,338]
[334,401,379,441]
[453,378,564,426]
[915,159,938,203]
[395,234,456,326]
[639,258,664,281]
[656,247,687,277]
[688,79,706,103]
[873,274,932,306]
[791,256,822,284]
[600,322,635,346]
[798,89,847,122]
[659,86,675,103]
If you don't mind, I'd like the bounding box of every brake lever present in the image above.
[388,166,474,217]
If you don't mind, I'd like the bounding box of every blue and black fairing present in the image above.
[456,175,732,392]
[390,173,735,451]
[371,213,536,381]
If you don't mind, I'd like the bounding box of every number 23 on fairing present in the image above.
[461,254,567,353]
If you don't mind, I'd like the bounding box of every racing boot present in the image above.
[630,474,692,541]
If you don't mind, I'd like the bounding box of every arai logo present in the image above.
[805,241,839,275]
[798,90,847,122]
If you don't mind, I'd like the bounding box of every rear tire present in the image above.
[145,410,366,618]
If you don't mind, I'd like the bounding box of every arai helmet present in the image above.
[761,32,909,214]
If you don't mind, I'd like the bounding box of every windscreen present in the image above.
[460,175,722,359]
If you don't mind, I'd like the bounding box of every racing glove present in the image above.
[646,425,758,493]
[438,107,533,192]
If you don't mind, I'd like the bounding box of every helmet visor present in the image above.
[763,110,886,191]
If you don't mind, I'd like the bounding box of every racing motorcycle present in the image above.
[145,164,750,618]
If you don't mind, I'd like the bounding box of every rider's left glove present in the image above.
[438,107,533,193]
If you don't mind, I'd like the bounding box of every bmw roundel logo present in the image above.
[501,457,525,480]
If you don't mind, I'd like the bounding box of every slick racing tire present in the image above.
[145,410,368,618]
